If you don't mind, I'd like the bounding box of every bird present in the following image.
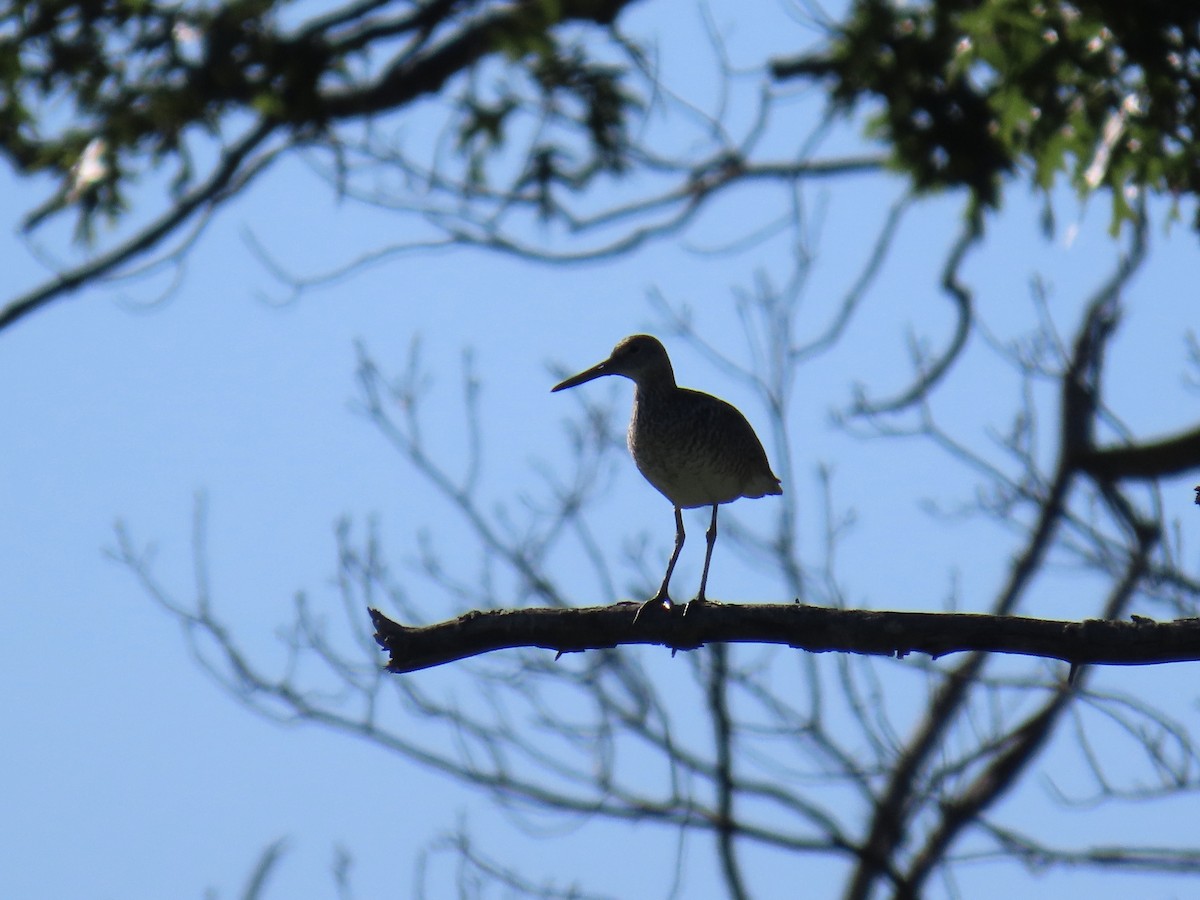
[551,334,782,621]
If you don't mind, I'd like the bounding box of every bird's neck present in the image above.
[633,374,677,407]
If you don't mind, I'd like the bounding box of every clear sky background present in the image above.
[3,2,1200,898]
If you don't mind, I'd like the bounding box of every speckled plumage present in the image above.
[552,334,782,618]
[629,378,781,509]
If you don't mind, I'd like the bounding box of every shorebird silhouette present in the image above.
[552,334,782,621]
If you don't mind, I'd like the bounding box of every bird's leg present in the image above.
[685,504,719,616]
[634,506,685,624]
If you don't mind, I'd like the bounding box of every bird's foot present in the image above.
[682,595,707,617]
[633,593,673,625]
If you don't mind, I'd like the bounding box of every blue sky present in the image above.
[4,2,1200,898]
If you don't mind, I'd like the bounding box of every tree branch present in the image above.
[322,0,642,120]
[851,208,979,414]
[706,643,750,900]
[369,605,1200,674]
[0,120,279,332]
[1080,427,1200,480]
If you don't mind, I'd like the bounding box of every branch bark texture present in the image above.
[370,604,1200,674]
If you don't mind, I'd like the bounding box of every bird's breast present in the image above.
[627,387,779,508]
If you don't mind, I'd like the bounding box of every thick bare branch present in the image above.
[322,0,642,120]
[369,605,1200,674]
[1081,427,1200,481]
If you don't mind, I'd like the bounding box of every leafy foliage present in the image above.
[0,0,639,239]
[774,1,1200,226]
[10,1,1200,896]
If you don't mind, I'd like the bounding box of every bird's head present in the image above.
[551,334,675,392]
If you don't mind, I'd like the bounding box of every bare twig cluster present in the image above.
[78,5,1200,897]
[112,197,1200,895]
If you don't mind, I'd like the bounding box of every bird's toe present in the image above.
[633,593,673,625]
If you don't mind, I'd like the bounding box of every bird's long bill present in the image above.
[551,359,610,392]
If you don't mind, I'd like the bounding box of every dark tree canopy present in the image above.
[1,0,640,326]
[775,1,1200,222]
[2,0,637,184]
[3,1,1200,330]
[9,2,1200,898]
